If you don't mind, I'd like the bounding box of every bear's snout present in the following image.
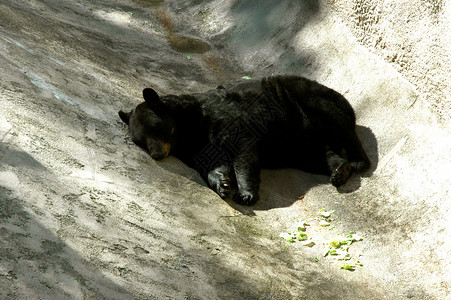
[146,139,171,160]
[150,152,167,160]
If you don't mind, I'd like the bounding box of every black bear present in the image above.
[118,75,370,205]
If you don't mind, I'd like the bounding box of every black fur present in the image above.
[119,75,370,205]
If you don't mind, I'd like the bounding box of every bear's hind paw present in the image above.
[330,162,354,187]
[233,191,259,206]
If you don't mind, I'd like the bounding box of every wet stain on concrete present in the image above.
[133,0,164,8]
[155,5,212,54]
[167,34,211,54]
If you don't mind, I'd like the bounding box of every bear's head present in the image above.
[119,88,176,160]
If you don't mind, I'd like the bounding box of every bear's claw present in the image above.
[234,191,259,206]
[207,166,236,200]
[331,162,354,187]
[217,179,233,199]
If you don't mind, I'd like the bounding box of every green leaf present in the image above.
[341,263,356,271]
[297,232,308,241]
[319,220,330,227]
[302,241,315,247]
[295,220,308,232]
[319,210,335,218]
[279,232,295,243]
[323,248,331,257]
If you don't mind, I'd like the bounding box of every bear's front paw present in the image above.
[216,179,234,199]
[207,167,236,199]
[331,162,354,187]
[233,190,259,206]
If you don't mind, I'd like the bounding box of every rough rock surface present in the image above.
[331,0,451,124]
[1,0,450,299]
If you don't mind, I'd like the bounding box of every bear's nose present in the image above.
[150,153,166,160]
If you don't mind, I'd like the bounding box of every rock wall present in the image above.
[330,0,450,123]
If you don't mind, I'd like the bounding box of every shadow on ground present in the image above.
[158,125,379,213]
[0,186,134,299]
[0,145,386,299]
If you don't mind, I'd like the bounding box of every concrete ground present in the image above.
[0,0,449,299]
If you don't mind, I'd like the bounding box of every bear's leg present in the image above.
[207,165,237,199]
[343,131,371,173]
[324,146,354,187]
[233,149,261,205]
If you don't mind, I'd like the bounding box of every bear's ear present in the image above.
[143,88,169,116]
[118,110,130,124]
[143,88,159,103]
